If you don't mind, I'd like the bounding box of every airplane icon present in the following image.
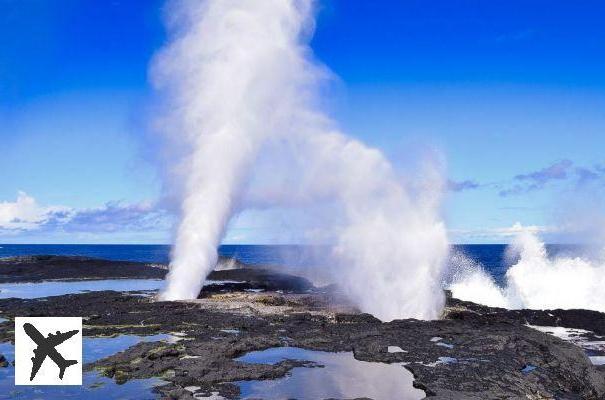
[23,322,79,381]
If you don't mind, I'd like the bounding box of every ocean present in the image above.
[0,243,584,287]
[0,243,511,279]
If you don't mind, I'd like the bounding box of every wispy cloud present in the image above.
[499,160,605,196]
[0,192,70,232]
[575,166,602,184]
[447,179,480,192]
[499,159,573,196]
[62,201,169,233]
[515,159,572,182]
[0,192,170,237]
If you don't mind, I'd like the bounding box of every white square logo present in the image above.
[14,317,82,385]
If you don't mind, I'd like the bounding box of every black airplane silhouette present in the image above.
[23,322,79,381]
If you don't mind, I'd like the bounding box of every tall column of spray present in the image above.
[287,131,449,320]
[153,0,449,320]
[153,0,318,300]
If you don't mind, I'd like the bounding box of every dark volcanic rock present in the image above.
[0,255,166,283]
[0,354,8,368]
[0,255,299,289]
[446,294,605,336]
[1,290,604,399]
[1,260,605,399]
[200,268,314,296]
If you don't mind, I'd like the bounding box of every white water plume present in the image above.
[154,0,449,320]
[450,229,605,311]
[154,0,320,300]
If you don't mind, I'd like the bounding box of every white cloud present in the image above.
[450,222,557,242]
[0,191,69,231]
[0,192,170,237]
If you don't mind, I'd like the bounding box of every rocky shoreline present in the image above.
[1,255,605,399]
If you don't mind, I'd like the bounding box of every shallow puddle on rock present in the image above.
[0,333,173,399]
[0,279,165,299]
[207,280,246,285]
[0,371,163,400]
[527,325,605,366]
[193,391,227,400]
[423,356,458,367]
[0,279,245,299]
[235,347,425,400]
[220,329,240,335]
[521,364,537,373]
[84,333,176,362]
[590,356,605,365]
[528,325,595,341]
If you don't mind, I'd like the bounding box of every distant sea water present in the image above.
[0,244,315,267]
[0,243,508,278]
[0,243,576,286]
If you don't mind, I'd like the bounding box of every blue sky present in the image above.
[1,0,604,244]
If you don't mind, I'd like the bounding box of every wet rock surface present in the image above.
[447,295,605,336]
[1,256,605,399]
[199,268,313,295]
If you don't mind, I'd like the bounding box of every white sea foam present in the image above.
[450,229,605,311]
[448,251,508,308]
